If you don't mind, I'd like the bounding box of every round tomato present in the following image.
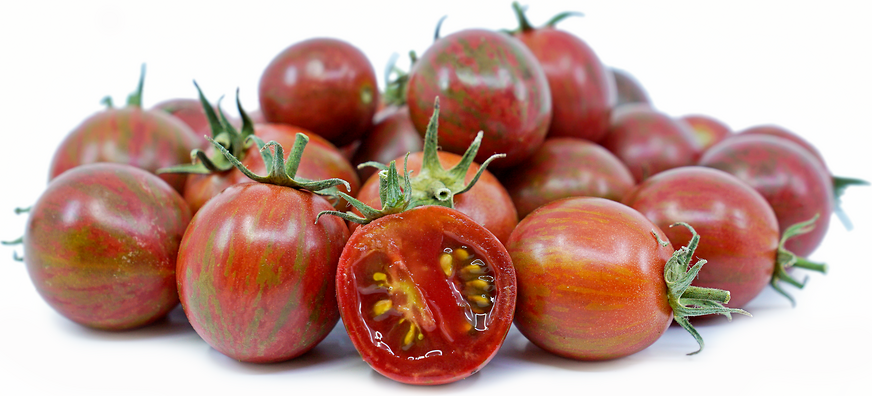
[623,167,790,307]
[152,98,215,139]
[176,139,351,363]
[336,205,516,385]
[601,104,702,182]
[700,134,834,257]
[509,3,616,142]
[258,37,379,147]
[351,106,423,182]
[506,197,744,360]
[406,29,552,168]
[499,137,636,219]
[24,163,191,330]
[49,68,202,194]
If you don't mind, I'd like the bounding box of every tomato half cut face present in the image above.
[336,206,516,385]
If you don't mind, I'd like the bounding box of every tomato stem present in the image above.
[663,222,751,355]
[126,63,146,107]
[511,2,534,32]
[771,215,828,306]
[317,156,412,224]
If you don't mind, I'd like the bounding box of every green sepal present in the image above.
[509,1,584,34]
[126,63,146,107]
[383,51,417,108]
[317,155,413,225]
[209,134,350,198]
[157,82,255,175]
[409,97,505,208]
[659,222,751,355]
[3,207,30,261]
[770,214,828,306]
[832,175,868,231]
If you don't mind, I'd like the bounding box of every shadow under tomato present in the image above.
[56,304,197,341]
[204,319,362,375]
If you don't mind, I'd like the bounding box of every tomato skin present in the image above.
[181,124,360,214]
[152,98,213,139]
[177,182,349,363]
[499,138,636,219]
[49,107,202,194]
[513,26,616,142]
[601,104,703,182]
[700,134,834,257]
[623,166,780,308]
[506,197,673,360]
[354,151,518,244]
[258,38,378,147]
[24,163,191,330]
[680,114,733,151]
[351,106,423,182]
[738,125,826,170]
[611,68,651,107]
[337,206,516,385]
[407,29,552,169]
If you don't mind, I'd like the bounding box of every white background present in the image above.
[1,1,870,394]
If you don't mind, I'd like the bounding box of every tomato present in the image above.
[258,37,379,147]
[623,166,823,307]
[680,114,732,151]
[406,29,552,169]
[351,106,423,182]
[351,101,517,244]
[177,137,351,363]
[335,205,516,385]
[49,67,201,194]
[611,67,651,107]
[700,134,834,257]
[24,163,191,330]
[499,137,635,219]
[506,197,745,360]
[509,3,616,142]
[601,104,703,182]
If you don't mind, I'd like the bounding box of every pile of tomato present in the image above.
[8,2,865,387]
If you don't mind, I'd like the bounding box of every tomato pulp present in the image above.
[336,206,516,385]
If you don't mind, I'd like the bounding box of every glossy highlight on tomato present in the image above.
[24,163,192,330]
[337,206,516,385]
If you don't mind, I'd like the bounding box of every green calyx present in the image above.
[382,51,417,108]
[656,222,751,356]
[316,155,413,225]
[157,82,255,175]
[360,97,504,210]
[771,214,829,306]
[3,206,31,262]
[208,133,350,198]
[101,63,147,109]
[509,1,583,34]
[832,175,868,231]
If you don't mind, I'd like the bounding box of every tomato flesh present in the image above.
[337,206,515,385]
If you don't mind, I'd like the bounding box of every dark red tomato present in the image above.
[601,104,703,182]
[49,106,202,194]
[24,163,191,330]
[258,37,379,147]
[351,106,423,182]
[152,98,215,140]
[510,6,616,142]
[623,167,780,308]
[738,125,825,168]
[680,114,733,151]
[505,197,674,360]
[406,29,552,169]
[177,182,349,363]
[354,151,518,244]
[611,67,651,107]
[499,137,635,219]
[181,124,360,214]
[700,134,834,257]
[337,205,516,385]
